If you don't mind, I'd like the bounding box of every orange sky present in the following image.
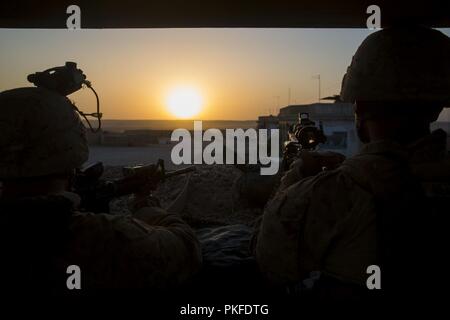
[1,28,450,121]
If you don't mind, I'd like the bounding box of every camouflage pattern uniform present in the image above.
[256,129,450,286]
[69,197,201,289]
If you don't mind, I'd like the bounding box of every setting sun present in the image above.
[166,86,203,118]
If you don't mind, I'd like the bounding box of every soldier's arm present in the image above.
[128,206,202,287]
[75,207,203,289]
[67,209,201,289]
[255,178,316,285]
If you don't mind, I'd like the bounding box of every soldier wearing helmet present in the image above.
[255,26,450,300]
[0,87,201,293]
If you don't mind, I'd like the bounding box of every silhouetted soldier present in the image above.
[255,26,450,302]
[0,87,201,294]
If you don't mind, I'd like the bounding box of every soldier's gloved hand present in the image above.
[128,193,161,212]
[279,150,346,190]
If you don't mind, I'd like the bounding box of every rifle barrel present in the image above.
[165,166,196,178]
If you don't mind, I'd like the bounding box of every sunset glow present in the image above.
[166,86,203,119]
[1,28,449,120]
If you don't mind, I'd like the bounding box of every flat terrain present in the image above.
[88,144,176,168]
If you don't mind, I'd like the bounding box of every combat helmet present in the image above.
[0,87,88,179]
[341,26,450,106]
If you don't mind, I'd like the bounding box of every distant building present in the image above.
[123,129,160,146]
[102,131,130,146]
[275,102,360,156]
[257,115,279,130]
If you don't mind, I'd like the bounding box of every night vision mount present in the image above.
[27,62,102,132]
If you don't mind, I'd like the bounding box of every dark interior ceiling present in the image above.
[0,0,449,29]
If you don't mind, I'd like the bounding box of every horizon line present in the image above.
[84,119,259,122]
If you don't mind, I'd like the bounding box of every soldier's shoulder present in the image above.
[70,211,124,226]
[69,212,152,243]
[267,168,358,220]
[285,165,358,197]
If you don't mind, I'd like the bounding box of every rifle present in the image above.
[73,159,195,213]
[282,112,327,171]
